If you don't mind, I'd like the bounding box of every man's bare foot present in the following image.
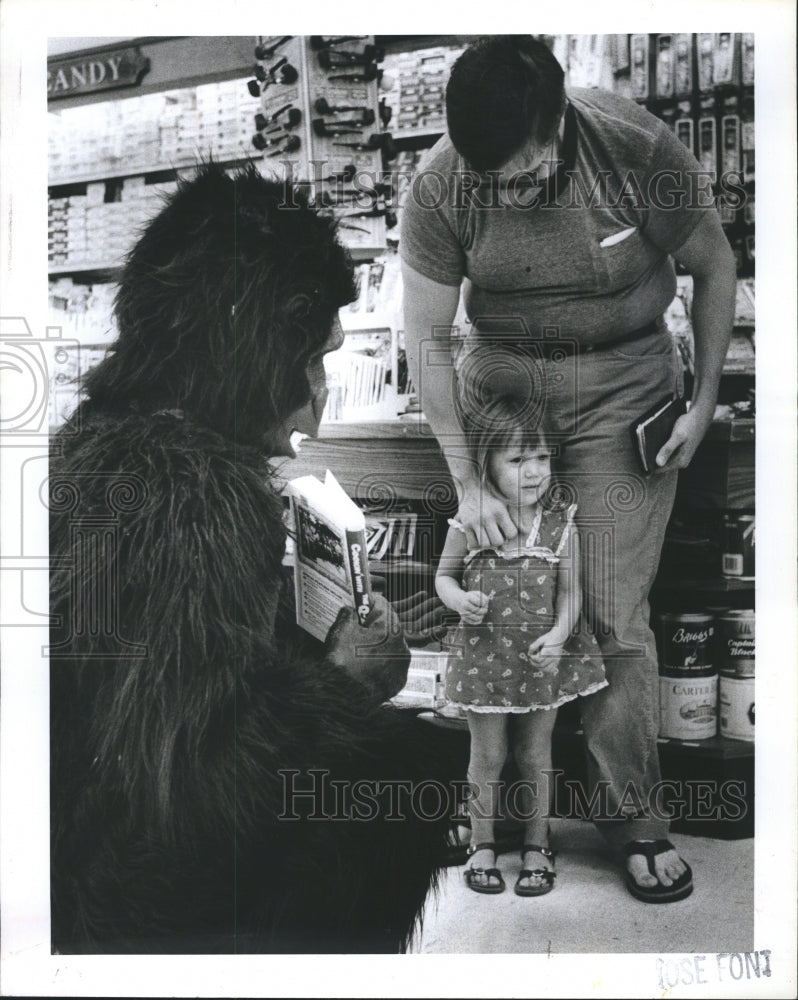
[626,841,687,888]
[623,839,693,902]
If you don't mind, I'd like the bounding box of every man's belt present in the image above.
[535,319,661,360]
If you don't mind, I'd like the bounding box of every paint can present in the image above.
[657,613,717,739]
[715,609,755,678]
[721,514,755,580]
[718,675,755,741]
[657,612,715,674]
[659,675,718,740]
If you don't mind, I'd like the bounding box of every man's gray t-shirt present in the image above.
[400,88,715,343]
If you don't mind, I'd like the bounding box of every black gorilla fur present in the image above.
[49,162,459,954]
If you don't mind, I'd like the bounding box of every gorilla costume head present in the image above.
[83,161,356,451]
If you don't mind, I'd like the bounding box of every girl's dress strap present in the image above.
[554,503,578,556]
[524,505,544,549]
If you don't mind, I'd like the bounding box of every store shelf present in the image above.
[271,418,449,502]
[376,35,474,54]
[392,127,445,141]
[296,417,435,440]
[652,575,754,597]
[349,246,390,263]
[655,732,753,759]
[705,417,756,441]
[721,361,755,376]
[49,262,123,281]
[48,153,265,189]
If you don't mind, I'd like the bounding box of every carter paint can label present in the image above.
[722,514,755,579]
[719,674,755,741]
[657,613,715,675]
[716,610,755,677]
[659,675,718,740]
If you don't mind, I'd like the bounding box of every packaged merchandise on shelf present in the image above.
[321,341,390,419]
[343,253,401,318]
[696,33,715,92]
[381,45,464,135]
[49,181,182,270]
[716,608,755,743]
[673,34,693,98]
[391,149,426,211]
[654,35,675,98]
[554,35,614,90]
[48,78,261,183]
[721,514,755,580]
[48,278,118,346]
[712,33,738,87]
[734,278,755,325]
[391,647,449,710]
[740,33,755,86]
[364,510,417,561]
[716,610,754,742]
[630,34,650,100]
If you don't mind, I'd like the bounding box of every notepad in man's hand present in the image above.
[631,395,687,474]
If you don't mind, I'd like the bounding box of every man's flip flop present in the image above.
[624,839,694,903]
[463,842,506,895]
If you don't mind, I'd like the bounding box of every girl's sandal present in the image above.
[464,842,506,895]
[515,843,557,897]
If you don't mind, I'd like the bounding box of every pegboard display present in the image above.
[248,36,307,173]
[249,35,394,252]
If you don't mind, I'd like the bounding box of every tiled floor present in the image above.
[413,818,754,954]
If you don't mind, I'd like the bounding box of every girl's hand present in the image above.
[456,590,492,625]
[528,632,565,671]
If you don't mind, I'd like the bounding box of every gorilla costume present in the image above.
[49,162,458,954]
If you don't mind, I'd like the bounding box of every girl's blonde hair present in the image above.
[468,396,551,499]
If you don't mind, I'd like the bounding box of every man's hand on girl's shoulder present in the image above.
[456,484,519,550]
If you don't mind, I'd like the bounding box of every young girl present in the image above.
[436,398,607,897]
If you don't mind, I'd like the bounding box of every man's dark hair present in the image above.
[446,35,566,172]
[81,160,356,445]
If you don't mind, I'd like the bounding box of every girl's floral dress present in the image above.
[445,503,608,712]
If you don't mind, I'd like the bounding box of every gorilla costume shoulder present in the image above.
[49,162,458,954]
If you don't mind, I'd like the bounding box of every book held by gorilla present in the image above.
[287,470,373,641]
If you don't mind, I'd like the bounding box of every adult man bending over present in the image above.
[401,35,736,902]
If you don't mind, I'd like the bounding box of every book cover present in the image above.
[630,395,688,475]
[287,470,373,642]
